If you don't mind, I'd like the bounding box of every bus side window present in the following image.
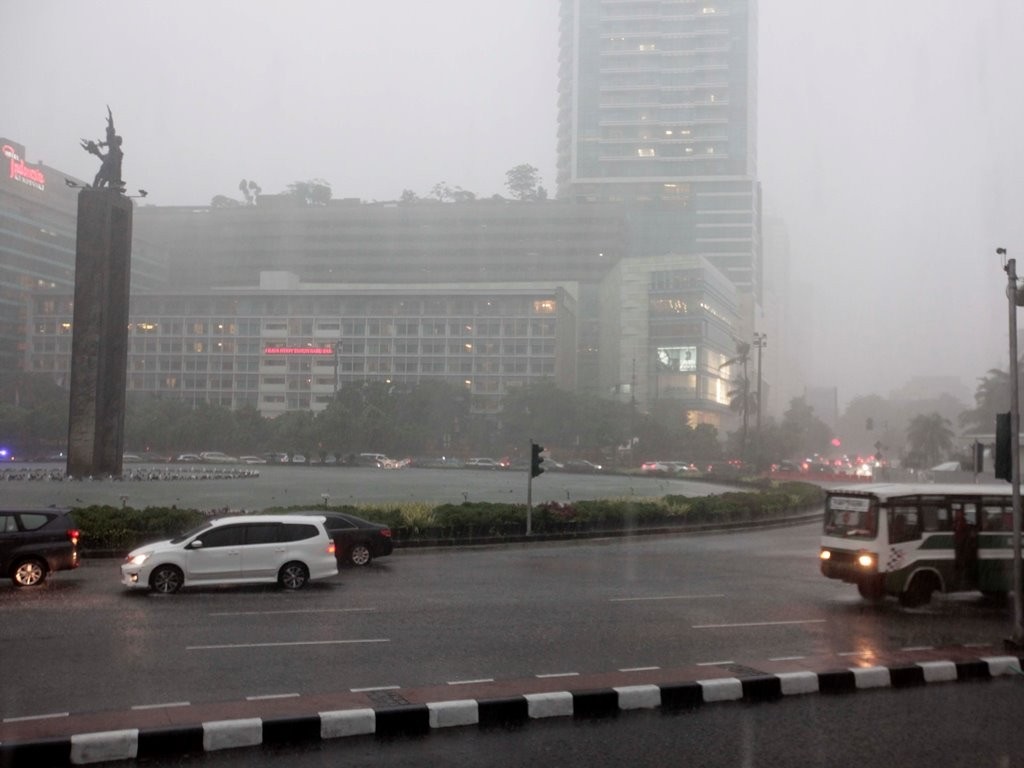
[890,506,921,543]
[983,505,1007,532]
[921,506,946,532]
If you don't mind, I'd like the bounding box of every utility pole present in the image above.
[753,332,767,471]
[1000,249,1023,648]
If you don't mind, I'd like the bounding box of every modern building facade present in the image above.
[556,0,763,303]
[0,138,166,382]
[29,273,578,417]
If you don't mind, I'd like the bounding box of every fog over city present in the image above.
[5,0,1023,410]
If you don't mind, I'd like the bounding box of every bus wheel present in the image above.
[857,577,885,601]
[899,573,936,608]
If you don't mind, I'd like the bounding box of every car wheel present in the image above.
[149,565,183,594]
[12,558,47,587]
[279,562,309,590]
[349,544,372,567]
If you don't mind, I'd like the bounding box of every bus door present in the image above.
[951,502,978,588]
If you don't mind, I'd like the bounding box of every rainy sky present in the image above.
[4,0,1023,410]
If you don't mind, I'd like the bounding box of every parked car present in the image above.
[200,451,238,463]
[299,511,393,567]
[564,459,603,474]
[666,461,698,474]
[640,460,671,474]
[0,508,80,587]
[355,453,389,467]
[238,455,267,464]
[465,457,501,469]
[120,514,338,594]
[174,453,202,463]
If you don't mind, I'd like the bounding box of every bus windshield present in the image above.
[824,495,877,539]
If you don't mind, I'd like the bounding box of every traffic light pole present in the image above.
[526,461,533,536]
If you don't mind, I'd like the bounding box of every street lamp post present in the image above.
[753,332,767,471]
[1000,249,1024,648]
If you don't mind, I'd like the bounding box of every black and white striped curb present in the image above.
[2,654,1021,767]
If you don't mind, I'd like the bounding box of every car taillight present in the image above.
[327,539,336,555]
[381,528,392,538]
[68,529,80,545]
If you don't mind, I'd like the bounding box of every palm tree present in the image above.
[906,412,955,469]
[719,341,752,458]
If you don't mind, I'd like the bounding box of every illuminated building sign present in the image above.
[2,144,46,191]
[264,346,334,355]
[657,346,697,372]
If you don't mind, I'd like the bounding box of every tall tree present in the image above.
[505,164,541,201]
[960,368,1012,434]
[287,179,332,206]
[905,412,955,469]
[719,340,752,458]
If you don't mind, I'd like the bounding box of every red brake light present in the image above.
[68,529,80,545]
[327,539,336,555]
[381,528,392,538]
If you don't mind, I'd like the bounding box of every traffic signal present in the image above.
[995,412,1011,481]
[530,442,545,478]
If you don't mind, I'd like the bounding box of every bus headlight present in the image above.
[819,550,831,561]
[857,553,875,568]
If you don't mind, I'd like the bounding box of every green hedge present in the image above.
[73,481,824,553]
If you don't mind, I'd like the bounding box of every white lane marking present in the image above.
[696,660,734,666]
[246,693,300,701]
[131,702,190,710]
[447,678,495,686]
[963,642,993,649]
[2,712,69,723]
[837,651,867,657]
[693,619,826,629]
[610,594,725,602]
[210,608,376,617]
[536,672,580,679]
[186,638,389,650]
[620,666,661,672]
[901,645,934,651]
[769,656,807,661]
[350,685,401,693]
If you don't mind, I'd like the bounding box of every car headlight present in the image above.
[857,553,875,568]
[126,552,151,566]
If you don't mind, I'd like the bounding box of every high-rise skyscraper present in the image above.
[556,0,761,304]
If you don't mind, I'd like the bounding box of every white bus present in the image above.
[819,483,1020,606]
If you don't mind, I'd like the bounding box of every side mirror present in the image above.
[188,539,204,550]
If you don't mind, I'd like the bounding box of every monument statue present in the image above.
[80,106,124,191]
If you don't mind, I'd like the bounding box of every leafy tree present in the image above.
[269,410,317,460]
[960,368,1012,434]
[779,396,833,459]
[904,412,955,469]
[286,179,332,206]
[238,179,261,205]
[505,164,541,201]
[428,182,474,203]
[400,189,418,203]
[210,195,241,208]
[719,340,752,458]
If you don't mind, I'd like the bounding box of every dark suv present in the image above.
[0,508,80,587]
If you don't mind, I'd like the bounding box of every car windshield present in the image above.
[3,1,1021,766]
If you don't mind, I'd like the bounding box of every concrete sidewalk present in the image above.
[2,644,1021,767]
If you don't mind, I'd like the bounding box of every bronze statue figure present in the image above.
[80,106,124,191]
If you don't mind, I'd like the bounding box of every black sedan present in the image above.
[312,511,393,567]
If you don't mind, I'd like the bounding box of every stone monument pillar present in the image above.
[66,109,133,478]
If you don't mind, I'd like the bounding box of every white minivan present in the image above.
[120,514,338,594]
